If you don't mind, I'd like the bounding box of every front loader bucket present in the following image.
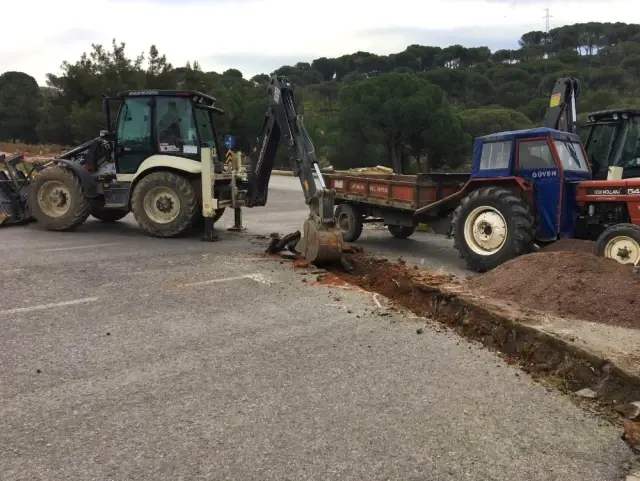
[0,153,33,226]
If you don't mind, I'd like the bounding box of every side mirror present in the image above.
[100,130,116,142]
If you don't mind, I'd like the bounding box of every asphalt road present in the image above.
[0,176,634,480]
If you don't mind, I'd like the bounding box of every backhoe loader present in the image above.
[0,76,343,265]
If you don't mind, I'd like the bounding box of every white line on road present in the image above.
[182,273,274,287]
[41,243,123,252]
[0,297,99,315]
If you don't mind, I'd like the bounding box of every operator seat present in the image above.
[158,101,183,149]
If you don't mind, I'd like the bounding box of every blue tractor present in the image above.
[449,126,592,271]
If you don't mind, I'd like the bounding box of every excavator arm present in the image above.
[246,76,343,264]
[544,77,580,134]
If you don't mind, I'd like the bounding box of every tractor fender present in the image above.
[131,155,202,183]
[54,159,98,198]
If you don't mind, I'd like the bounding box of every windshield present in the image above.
[554,140,590,172]
[616,117,640,169]
[584,122,620,169]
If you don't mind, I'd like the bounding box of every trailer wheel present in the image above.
[594,223,640,265]
[452,186,534,272]
[131,171,197,237]
[29,165,91,231]
[335,203,363,242]
[388,224,415,239]
[90,202,129,222]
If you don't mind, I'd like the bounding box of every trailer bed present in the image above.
[324,172,469,214]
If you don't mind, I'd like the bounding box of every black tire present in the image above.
[594,223,640,265]
[90,202,129,222]
[335,203,363,242]
[130,171,198,237]
[388,224,415,239]
[191,208,226,229]
[28,165,91,231]
[452,186,534,272]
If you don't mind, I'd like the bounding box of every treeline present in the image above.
[1,22,639,173]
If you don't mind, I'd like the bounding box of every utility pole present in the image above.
[543,7,552,33]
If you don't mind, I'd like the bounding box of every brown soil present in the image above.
[0,142,67,158]
[313,254,456,300]
[463,250,640,329]
[541,238,596,254]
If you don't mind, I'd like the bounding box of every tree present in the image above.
[338,72,468,173]
[2,20,640,174]
[458,108,533,139]
[0,71,41,142]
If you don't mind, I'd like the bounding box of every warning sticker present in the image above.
[549,93,561,107]
[159,143,180,153]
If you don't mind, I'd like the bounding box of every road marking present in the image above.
[0,297,99,315]
[245,273,274,285]
[41,243,123,252]
[182,273,273,287]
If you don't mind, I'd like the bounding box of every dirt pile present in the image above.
[463,250,639,328]
[541,238,596,254]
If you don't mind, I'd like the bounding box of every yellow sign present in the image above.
[549,93,561,107]
[225,150,233,163]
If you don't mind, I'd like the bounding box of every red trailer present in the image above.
[324,171,471,241]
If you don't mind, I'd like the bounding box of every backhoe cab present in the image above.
[28,89,239,239]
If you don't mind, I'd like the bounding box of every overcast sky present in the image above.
[1,0,637,85]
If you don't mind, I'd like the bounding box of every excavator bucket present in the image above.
[299,218,344,265]
[0,153,33,226]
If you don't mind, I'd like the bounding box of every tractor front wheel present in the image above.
[29,165,91,231]
[131,171,198,237]
[594,223,640,265]
[452,186,534,272]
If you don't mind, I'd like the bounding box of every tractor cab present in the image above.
[583,108,640,180]
[471,127,592,242]
[101,90,225,176]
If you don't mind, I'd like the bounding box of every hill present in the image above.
[1,21,639,172]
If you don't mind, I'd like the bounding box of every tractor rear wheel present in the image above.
[452,186,534,272]
[131,171,198,237]
[29,165,91,231]
[90,202,129,222]
[594,223,640,265]
[335,203,363,242]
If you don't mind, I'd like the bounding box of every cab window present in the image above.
[554,140,590,172]
[518,139,555,169]
[618,118,640,168]
[194,107,215,147]
[116,97,153,149]
[479,141,511,170]
[156,97,199,155]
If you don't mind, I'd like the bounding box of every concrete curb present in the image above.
[398,282,640,404]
